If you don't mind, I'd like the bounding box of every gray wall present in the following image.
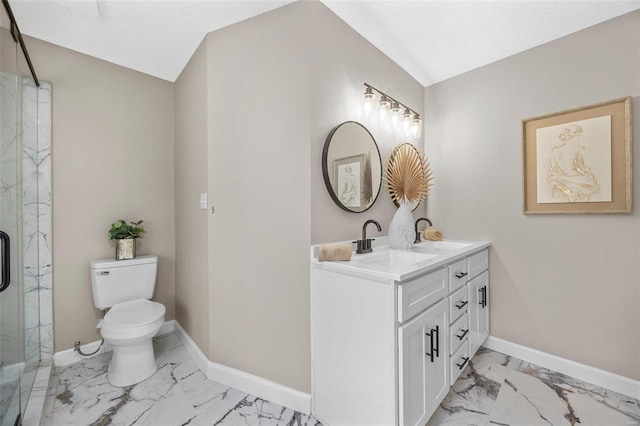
[205,2,312,393]
[22,36,176,352]
[175,40,210,353]
[172,1,425,393]
[425,11,640,380]
[310,2,426,245]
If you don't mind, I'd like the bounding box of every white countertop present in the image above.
[311,236,490,282]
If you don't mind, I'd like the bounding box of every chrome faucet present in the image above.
[354,219,382,254]
[414,217,433,244]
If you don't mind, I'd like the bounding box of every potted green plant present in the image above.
[109,219,145,260]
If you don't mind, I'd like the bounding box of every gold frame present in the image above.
[522,97,632,214]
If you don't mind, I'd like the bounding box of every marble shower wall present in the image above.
[22,79,52,364]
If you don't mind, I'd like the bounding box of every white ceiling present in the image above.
[10,0,640,86]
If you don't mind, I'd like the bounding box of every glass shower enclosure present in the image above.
[0,3,46,424]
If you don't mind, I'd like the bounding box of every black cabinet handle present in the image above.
[484,286,488,308]
[456,357,469,370]
[0,231,10,293]
[425,325,440,363]
[479,286,487,308]
[455,300,468,309]
[478,286,487,308]
[455,272,468,279]
[425,328,434,363]
[456,329,469,340]
[483,286,487,308]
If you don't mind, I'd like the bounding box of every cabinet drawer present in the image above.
[449,285,469,324]
[398,267,448,323]
[450,340,470,385]
[468,249,488,279]
[448,259,468,292]
[449,313,469,354]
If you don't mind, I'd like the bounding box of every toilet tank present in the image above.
[90,255,158,309]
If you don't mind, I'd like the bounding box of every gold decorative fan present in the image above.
[383,143,433,205]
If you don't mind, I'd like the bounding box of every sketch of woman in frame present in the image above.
[546,124,600,202]
[340,165,358,207]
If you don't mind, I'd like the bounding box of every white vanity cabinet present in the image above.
[399,298,448,426]
[311,239,490,426]
[469,272,490,354]
[467,250,490,355]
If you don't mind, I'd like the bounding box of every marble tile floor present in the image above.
[41,333,321,426]
[41,333,640,426]
[428,347,640,426]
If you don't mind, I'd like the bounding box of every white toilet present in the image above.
[90,255,166,387]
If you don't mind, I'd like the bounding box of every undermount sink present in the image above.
[351,250,438,270]
[413,240,474,252]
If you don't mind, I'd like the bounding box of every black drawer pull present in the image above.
[479,286,487,308]
[456,329,469,340]
[455,300,468,309]
[455,272,468,279]
[456,357,469,370]
[483,285,487,308]
[425,325,440,363]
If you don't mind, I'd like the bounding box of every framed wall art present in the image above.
[333,153,371,209]
[522,96,632,214]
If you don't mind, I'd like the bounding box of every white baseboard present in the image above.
[483,336,640,400]
[173,321,311,414]
[53,320,176,367]
[54,339,110,367]
[173,320,209,373]
[206,361,311,414]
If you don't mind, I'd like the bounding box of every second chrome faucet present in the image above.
[354,219,382,254]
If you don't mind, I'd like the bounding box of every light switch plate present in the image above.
[199,193,207,209]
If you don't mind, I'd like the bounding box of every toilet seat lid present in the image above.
[104,299,165,328]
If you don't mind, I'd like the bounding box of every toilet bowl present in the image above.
[101,298,165,387]
[90,255,165,387]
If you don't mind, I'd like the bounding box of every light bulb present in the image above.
[362,86,376,116]
[378,95,391,121]
[390,102,402,127]
[402,108,413,135]
[411,114,423,139]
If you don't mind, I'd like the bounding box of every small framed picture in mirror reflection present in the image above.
[334,154,370,209]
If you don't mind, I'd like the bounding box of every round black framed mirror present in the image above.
[322,121,382,213]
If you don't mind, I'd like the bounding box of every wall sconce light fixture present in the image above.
[362,83,422,139]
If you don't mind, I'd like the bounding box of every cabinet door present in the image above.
[398,299,449,426]
[468,271,489,355]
